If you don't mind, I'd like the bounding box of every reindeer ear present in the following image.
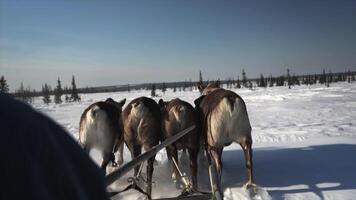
[106,98,114,103]
[198,84,205,93]
[214,81,220,87]
[158,99,164,107]
[118,98,126,107]
[194,95,205,107]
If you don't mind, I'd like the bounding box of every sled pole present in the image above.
[106,125,196,186]
[172,157,191,189]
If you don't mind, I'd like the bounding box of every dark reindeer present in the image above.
[195,83,254,190]
[158,98,200,190]
[121,97,162,198]
[79,98,126,173]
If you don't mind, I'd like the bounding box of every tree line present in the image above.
[1,69,355,102]
[0,75,81,104]
[149,69,356,96]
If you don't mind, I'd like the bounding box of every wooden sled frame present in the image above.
[105,125,222,200]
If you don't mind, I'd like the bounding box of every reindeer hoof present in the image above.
[244,182,256,189]
[244,182,259,197]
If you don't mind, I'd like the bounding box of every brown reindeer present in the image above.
[121,97,162,198]
[195,84,254,190]
[158,98,200,190]
[79,98,126,173]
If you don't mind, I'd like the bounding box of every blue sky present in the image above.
[1,0,356,91]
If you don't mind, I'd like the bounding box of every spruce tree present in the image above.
[17,82,25,102]
[248,81,253,90]
[292,74,299,85]
[268,75,274,87]
[189,79,193,91]
[320,69,326,84]
[236,76,241,88]
[337,73,342,82]
[173,83,177,92]
[242,69,248,88]
[259,74,266,87]
[70,75,80,102]
[0,75,9,93]
[183,80,187,91]
[216,78,221,87]
[54,77,63,104]
[199,70,203,86]
[287,69,291,89]
[326,71,332,87]
[276,75,285,86]
[151,83,156,97]
[65,95,70,102]
[42,83,51,104]
[161,82,166,94]
[313,74,318,84]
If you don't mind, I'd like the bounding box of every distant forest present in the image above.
[80,69,356,93]
[1,69,355,104]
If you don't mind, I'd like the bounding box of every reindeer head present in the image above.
[158,99,168,112]
[198,81,220,95]
[105,98,126,111]
[197,82,206,95]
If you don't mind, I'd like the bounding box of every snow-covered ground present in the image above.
[32,82,356,200]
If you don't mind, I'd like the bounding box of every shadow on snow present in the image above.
[222,143,356,199]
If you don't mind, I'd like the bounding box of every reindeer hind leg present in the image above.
[240,137,254,186]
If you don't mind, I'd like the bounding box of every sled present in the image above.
[106,125,222,200]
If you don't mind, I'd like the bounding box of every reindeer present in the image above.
[121,97,162,198]
[158,98,200,190]
[194,83,254,191]
[79,98,126,173]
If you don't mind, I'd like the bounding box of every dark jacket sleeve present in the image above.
[0,94,109,200]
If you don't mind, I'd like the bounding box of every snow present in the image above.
[32,82,356,200]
